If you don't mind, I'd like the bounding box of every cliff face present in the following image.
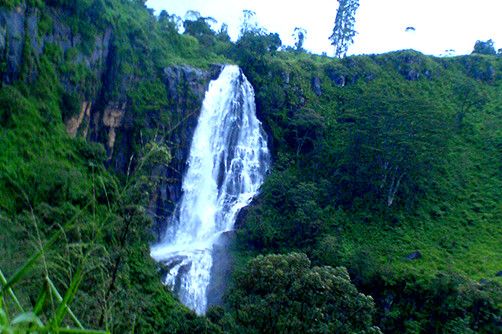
[0,4,222,240]
[148,65,221,240]
[0,5,111,85]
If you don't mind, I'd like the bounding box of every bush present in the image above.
[228,253,381,333]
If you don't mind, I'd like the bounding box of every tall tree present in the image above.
[239,9,261,36]
[329,0,360,58]
[292,27,307,51]
[472,39,497,55]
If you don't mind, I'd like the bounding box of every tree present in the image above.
[182,12,218,48]
[158,10,182,33]
[217,23,231,42]
[331,82,450,208]
[452,80,488,129]
[183,17,216,39]
[472,39,496,55]
[184,9,201,22]
[292,27,307,51]
[330,0,360,58]
[239,9,261,36]
[229,253,381,334]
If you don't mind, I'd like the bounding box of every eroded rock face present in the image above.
[0,5,112,86]
[0,5,223,242]
[102,102,126,153]
[66,101,92,138]
[325,67,346,87]
[0,5,28,83]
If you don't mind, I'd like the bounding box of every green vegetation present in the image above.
[0,0,227,332]
[226,253,381,334]
[0,75,217,332]
[233,44,502,332]
[0,0,501,333]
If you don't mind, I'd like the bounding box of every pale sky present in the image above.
[146,0,502,56]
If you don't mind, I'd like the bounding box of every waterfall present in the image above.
[150,65,270,314]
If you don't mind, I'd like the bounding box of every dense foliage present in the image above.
[227,253,380,334]
[330,0,360,58]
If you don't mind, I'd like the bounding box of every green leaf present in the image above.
[47,277,83,329]
[2,200,92,293]
[0,306,9,326]
[0,270,24,313]
[50,328,110,334]
[52,265,84,328]
[33,285,48,316]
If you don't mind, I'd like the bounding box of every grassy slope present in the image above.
[337,57,502,280]
[237,49,502,282]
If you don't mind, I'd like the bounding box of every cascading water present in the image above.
[150,65,270,314]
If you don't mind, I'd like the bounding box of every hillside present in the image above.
[0,1,500,333]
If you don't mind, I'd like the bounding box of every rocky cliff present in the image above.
[148,65,221,240]
[0,4,222,240]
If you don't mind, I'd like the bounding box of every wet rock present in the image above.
[405,69,420,81]
[405,251,422,260]
[147,65,219,240]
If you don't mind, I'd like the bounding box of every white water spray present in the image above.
[150,65,270,314]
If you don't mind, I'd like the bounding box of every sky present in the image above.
[146,0,502,56]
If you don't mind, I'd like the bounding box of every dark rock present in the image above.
[0,5,112,88]
[311,76,322,96]
[148,65,219,240]
[405,69,420,81]
[210,64,224,79]
[0,6,26,83]
[405,251,422,260]
[461,54,497,82]
[325,68,346,87]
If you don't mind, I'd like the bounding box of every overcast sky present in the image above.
[146,0,502,56]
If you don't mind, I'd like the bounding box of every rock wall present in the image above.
[0,5,111,85]
[148,64,222,240]
[0,4,222,240]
